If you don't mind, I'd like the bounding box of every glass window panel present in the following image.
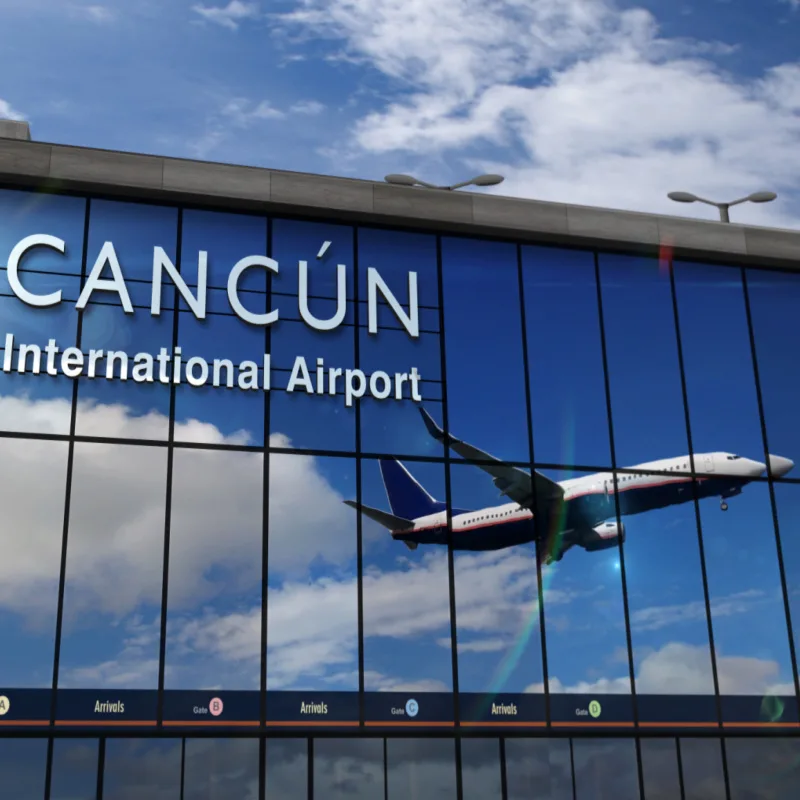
[267,454,358,690]
[50,738,98,800]
[0,438,67,688]
[269,302,356,451]
[76,306,173,440]
[102,738,182,800]
[183,738,260,800]
[747,268,800,474]
[181,208,267,290]
[359,329,440,384]
[460,738,502,800]
[358,227,438,310]
[773,482,800,668]
[599,254,688,467]
[698,480,795,700]
[165,448,264,690]
[726,737,800,799]
[443,237,529,463]
[361,458,453,694]
[679,738,726,800]
[450,461,544,696]
[0,738,48,800]
[0,283,81,434]
[541,468,633,704]
[175,381,266,446]
[178,296,266,363]
[622,472,716,710]
[504,738,573,800]
[314,738,384,799]
[572,738,639,800]
[0,271,82,338]
[270,389,356,452]
[265,738,307,798]
[386,738,456,800]
[271,316,355,373]
[359,228,440,460]
[674,262,764,472]
[640,739,680,800]
[58,443,166,689]
[87,199,178,284]
[360,397,444,459]
[175,294,267,446]
[522,246,610,469]
[0,189,86,275]
[271,218,354,300]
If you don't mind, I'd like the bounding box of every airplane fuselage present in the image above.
[393,452,761,553]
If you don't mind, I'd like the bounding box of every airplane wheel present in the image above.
[721,501,728,512]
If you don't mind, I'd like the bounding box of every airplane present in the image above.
[344,408,795,564]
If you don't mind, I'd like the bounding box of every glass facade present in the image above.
[1,186,799,797]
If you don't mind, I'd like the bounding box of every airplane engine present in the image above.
[582,521,626,552]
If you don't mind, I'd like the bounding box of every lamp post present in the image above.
[667,190,777,223]
[384,173,505,191]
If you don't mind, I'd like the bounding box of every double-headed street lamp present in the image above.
[667,190,777,223]
[384,173,505,191]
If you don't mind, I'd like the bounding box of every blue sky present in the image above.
[1,188,800,719]
[1,0,799,227]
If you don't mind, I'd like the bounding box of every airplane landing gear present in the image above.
[720,499,729,512]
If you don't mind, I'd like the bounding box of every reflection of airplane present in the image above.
[345,408,795,564]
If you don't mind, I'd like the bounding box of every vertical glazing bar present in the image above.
[740,267,800,712]
[436,234,462,799]
[354,226,366,728]
[667,261,724,725]
[261,216,272,731]
[49,197,91,722]
[592,251,644,800]
[516,242,550,724]
[156,207,183,725]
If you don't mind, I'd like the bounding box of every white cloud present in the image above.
[0,395,354,625]
[70,4,114,23]
[222,97,286,125]
[0,98,25,121]
[527,641,796,695]
[630,589,767,632]
[192,0,259,30]
[281,0,800,225]
[289,100,326,115]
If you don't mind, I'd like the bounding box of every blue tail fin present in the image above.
[379,459,447,520]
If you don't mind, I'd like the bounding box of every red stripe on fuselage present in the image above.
[393,474,709,537]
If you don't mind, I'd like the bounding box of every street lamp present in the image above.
[667,190,777,223]
[384,173,505,191]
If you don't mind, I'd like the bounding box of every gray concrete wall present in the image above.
[0,137,798,268]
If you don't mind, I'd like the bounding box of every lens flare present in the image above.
[479,416,575,705]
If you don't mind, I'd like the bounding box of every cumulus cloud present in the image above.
[189,95,327,156]
[528,641,796,696]
[70,4,114,23]
[0,395,354,623]
[0,98,25,121]
[289,100,326,115]
[280,0,800,225]
[192,0,259,30]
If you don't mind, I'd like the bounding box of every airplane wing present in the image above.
[418,408,563,510]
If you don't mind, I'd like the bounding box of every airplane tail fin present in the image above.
[379,458,446,519]
[343,499,419,551]
[343,500,415,531]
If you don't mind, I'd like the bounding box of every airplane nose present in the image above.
[768,455,795,478]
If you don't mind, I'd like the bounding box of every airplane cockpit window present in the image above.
[726,455,742,460]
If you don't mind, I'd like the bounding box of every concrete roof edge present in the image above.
[0,138,798,269]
